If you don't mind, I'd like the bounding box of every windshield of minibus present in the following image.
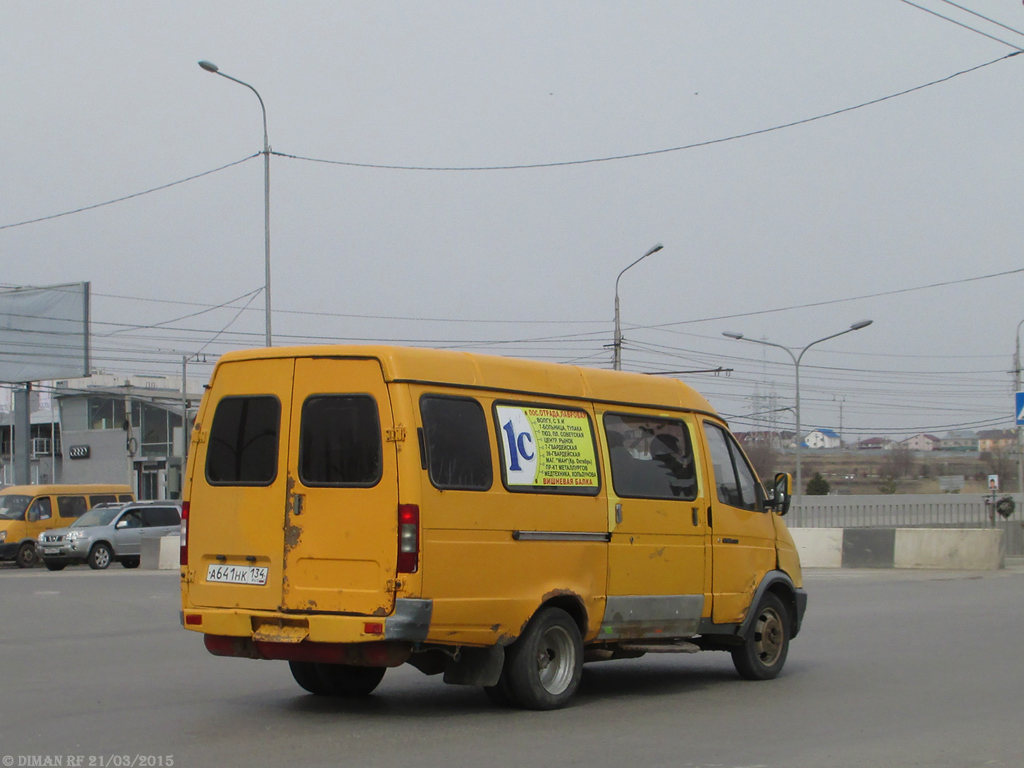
[0,495,32,521]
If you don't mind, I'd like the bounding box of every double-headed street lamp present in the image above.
[613,243,664,371]
[198,60,273,347]
[723,320,873,498]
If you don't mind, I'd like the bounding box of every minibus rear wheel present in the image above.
[506,607,583,710]
[316,663,386,697]
[483,663,519,707]
[289,661,329,695]
[731,592,790,680]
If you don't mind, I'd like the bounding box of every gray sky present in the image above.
[3,1,1024,441]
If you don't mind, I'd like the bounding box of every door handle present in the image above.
[692,507,699,527]
[292,493,305,516]
[615,503,622,524]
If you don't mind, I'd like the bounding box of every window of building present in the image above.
[206,396,281,485]
[420,396,492,491]
[298,395,382,487]
[604,413,697,500]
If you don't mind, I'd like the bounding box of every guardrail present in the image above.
[788,493,1023,556]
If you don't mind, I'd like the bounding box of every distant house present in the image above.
[856,437,892,450]
[900,433,941,452]
[977,429,1016,453]
[804,428,840,449]
[940,431,977,452]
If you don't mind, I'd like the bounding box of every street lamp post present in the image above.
[198,60,272,347]
[1015,319,1024,496]
[723,320,873,499]
[613,243,663,371]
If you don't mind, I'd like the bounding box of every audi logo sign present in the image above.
[68,445,91,460]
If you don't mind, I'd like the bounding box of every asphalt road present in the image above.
[1,563,1022,768]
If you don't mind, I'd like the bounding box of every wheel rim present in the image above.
[93,547,110,568]
[17,545,35,567]
[752,606,784,667]
[534,624,576,695]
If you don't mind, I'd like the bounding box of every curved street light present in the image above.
[613,243,663,371]
[723,320,873,499]
[198,60,273,347]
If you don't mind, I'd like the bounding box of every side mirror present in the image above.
[771,472,792,516]
[115,519,128,529]
[26,508,39,523]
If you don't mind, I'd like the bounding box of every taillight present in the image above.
[397,504,419,574]
[180,501,190,566]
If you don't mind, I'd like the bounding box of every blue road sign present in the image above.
[1016,392,1024,426]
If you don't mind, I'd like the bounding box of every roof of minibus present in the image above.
[213,345,719,416]
[0,484,132,496]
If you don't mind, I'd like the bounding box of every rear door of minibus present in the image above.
[281,356,399,616]
[187,356,295,612]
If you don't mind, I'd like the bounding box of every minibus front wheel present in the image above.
[731,592,790,680]
[506,607,583,710]
[15,542,37,568]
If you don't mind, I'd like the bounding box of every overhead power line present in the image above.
[899,0,1024,50]
[271,52,1019,171]
[1,53,1019,232]
[0,154,260,231]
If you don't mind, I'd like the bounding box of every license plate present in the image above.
[206,564,268,586]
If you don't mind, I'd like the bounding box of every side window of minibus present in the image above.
[27,497,52,522]
[419,395,492,491]
[704,422,762,512]
[57,495,88,519]
[90,494,116,507]
[604,413,697,499]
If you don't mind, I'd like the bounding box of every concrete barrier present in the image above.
[790,528,843,568]
[141,533,179,570]
[894,529,1003,570]
[789,527,1004,570]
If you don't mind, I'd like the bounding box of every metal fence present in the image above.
[789,493,1024,556]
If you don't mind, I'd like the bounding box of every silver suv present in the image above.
[37,501,182,570]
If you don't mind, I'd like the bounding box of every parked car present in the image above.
[37,501,182,570]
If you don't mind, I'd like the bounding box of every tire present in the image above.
[731,592,790,681]
[505,607,583,710]
[121,558,141,569]
[483,662,519,708]
[316,663,386,697]
[87,543,113,570]
[44,561,66,571]
[15,542,37,568]
[289,661,329,695]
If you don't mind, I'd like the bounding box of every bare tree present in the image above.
[743,433,779,483]
[881,444,914,479]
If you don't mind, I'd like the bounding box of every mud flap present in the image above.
[442,645,505,687]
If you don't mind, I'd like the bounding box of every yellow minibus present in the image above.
[180,346,805,709]
[0,484,135,567]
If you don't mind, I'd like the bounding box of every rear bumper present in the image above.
[181,597,434,645]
